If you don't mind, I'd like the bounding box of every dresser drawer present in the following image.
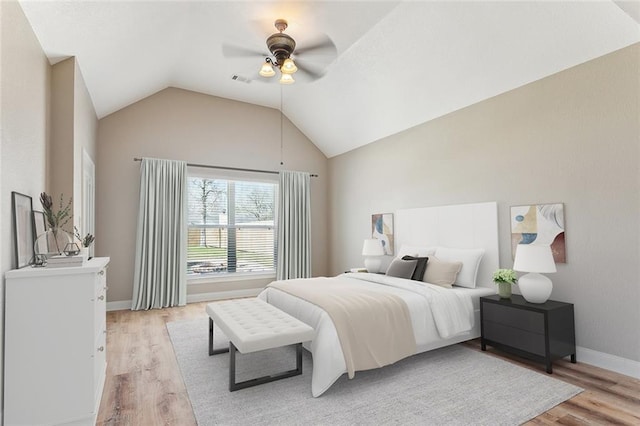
[483,321,546,356]
[483,302,544,334]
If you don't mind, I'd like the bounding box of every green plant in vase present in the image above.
[39,192,73,255]
[493,268,517,299]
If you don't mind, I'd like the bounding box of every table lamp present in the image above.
[362,239,385,273]
[513,243,557,303]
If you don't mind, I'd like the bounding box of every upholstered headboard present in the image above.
[395,202,499,289]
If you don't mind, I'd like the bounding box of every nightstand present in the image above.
[480,294,576,373]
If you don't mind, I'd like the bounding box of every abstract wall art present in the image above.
[511,203,565,263]
[371,213,394,256]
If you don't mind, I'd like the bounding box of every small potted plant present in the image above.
[74,226,95,260]
[493,268,517,299]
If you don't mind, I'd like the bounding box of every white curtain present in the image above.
[132,158,187,310]
[277,170,311,280]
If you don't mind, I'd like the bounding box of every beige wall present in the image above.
[50,57,98,233]
[328,44,640,364]
[97,87,328,303]
[0,0,51,414]
[50,58,74,207]
[73,60,98,231]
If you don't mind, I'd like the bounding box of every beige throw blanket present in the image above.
[268,277,417,378]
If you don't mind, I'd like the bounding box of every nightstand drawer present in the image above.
[483,321,546,356]
[480,295,576,374]
[483,302,544,334]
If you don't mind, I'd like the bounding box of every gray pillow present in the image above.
[402,255,429,281]
[385,258,418,279]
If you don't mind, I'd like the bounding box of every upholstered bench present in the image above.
[206,298,315,391]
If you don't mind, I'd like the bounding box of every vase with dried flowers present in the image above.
[36,192,73,256]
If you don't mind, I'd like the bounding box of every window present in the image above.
[187,173,277,278]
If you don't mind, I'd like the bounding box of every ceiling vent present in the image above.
[231,74,251,84]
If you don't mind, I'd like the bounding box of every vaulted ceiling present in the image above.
[19,1,640,158]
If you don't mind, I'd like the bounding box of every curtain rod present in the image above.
[133,158,318,177]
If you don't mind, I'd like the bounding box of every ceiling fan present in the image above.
[223,19,337,84]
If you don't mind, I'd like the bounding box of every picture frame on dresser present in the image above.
[32,210,46,237]
[11,191,34,269]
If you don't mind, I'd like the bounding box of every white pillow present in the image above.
[434,247,485,288]
[397,245,437,259]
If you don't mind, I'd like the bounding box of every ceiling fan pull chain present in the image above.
[280,85,284,166]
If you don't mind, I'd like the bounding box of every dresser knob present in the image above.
[99,270,105,276]
[98,295,105,301]
[97,346,104,352]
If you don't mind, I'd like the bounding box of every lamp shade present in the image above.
[259,61,275,77]
[513,244,557,273]
[279,73,295,84]
[362,239,384,256]
[280,58,298,74]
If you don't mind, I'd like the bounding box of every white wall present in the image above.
[97,87,328,304]
[328,45,640,369]
[0,0,51,416]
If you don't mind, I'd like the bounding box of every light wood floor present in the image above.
[97,302,640,425]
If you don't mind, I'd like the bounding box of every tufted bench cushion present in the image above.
[206,298,315,391]
[206,298,314,354]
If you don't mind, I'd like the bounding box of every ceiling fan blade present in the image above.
[294,34,337,57]
[222,43,266,58]
[294,60,327,81]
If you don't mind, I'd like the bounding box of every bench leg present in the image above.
[229,342,304,392]
[209,318,229,356]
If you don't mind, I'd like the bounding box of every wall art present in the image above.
[511,203,565,263]
[371,213,394,256]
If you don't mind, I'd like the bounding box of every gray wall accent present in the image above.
[328,44,640,362]
[96,87,328,303]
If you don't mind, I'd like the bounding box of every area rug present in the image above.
[167,319,582,425]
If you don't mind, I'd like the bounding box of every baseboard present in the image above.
[106,288,263,312]
[576,346,640,379]
[107,300,132,311]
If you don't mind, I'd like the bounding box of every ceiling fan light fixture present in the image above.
[281,58,298,74]
[279,73,295,85]
[259,59,276,77]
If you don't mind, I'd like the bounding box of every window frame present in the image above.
[186,168,278,284]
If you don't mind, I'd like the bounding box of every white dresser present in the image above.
[4,257,110,426]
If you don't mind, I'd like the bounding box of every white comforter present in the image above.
[258,273,476,397]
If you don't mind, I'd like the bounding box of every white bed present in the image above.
[259,274,494,396]
[260,202,500,397]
